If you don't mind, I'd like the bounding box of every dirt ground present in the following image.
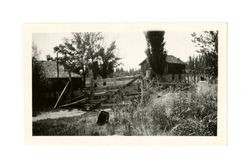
[32,109,86,122]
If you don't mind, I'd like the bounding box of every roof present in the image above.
[139,55,186,65]
[39,61,81,78]
[166,55,186,64]
[139,59,148,65]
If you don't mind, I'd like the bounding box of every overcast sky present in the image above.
[33,31,197,70]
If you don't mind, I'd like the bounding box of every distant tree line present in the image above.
[113,67,141,77]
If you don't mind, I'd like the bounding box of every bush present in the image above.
[32,58,49,115]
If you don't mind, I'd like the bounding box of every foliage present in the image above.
[82,32,104,79]
[71,33,88,80]
[53,32,120,80]
[46,54,53,61]
[54,42,78,72]
[189,31,218,80]
[113,68,141,77]
[145,31,166,78]
[96,41,121,78]
[32,42,48,114]
[168,85,217,135]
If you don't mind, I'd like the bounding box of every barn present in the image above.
[139,55,186,82]
[38,60,82,104]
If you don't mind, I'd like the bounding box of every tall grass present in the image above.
[110,82,217,136]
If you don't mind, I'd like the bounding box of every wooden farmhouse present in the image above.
[139,55,186,82]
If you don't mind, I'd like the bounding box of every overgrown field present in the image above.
[33,82,217,136]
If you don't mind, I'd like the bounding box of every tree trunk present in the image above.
[82,73,86,89]
[56,52,59,78]
[93,70,97,80]
[89,77,94,102]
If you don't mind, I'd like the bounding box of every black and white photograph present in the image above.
[4,0,250,166]
[26,23,226,140]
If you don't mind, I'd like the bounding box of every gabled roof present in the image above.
[139,55,186,65]
[166,55,186,64]
[39,61,81,78]
[139,59,148,65]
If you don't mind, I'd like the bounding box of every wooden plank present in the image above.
[69,93,89,102]
[54,81,70,109]
[59,97,88,108]
[94,91,109,96]
[101,102,131,107]
[125,92,140,96]
[89,99,106,104]
[158,82,178,85]
[123,75,141,88]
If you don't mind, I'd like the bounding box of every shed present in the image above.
[139,55,186,82]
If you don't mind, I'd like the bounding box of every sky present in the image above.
[32,31,197,70]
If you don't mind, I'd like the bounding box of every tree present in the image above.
[145,31,166,79]
[46,54,53,61]
[53,46,60,78]
[84,32,104,79]
[70,32,106,86]
[191,31,218,79]
[56,41,78,99]
[72,33,88,88]
[53,32,121,94]
[96,41,121,78]
[32,42,48,113]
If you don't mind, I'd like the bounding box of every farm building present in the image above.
[40,60,81,79]
[139,55,186,82]
[38,61,82,104]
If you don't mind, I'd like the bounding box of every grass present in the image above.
[110,81,217,136]
[33,81,217,136]
[33,110,120,136]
